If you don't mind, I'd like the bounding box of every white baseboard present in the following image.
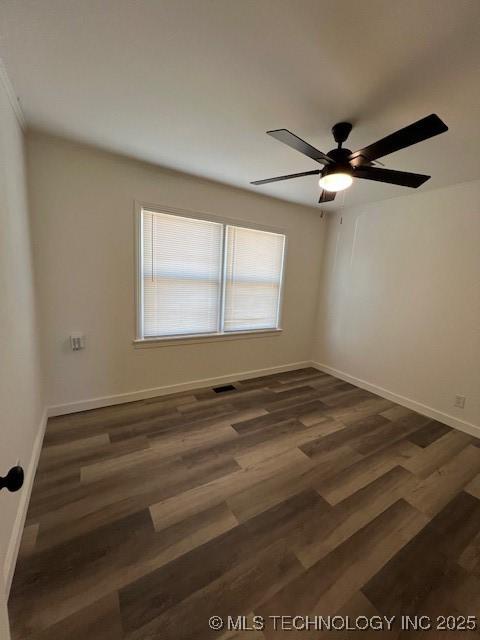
[47,361,312,417]
[312,361,480,439]
[3,408,47,596]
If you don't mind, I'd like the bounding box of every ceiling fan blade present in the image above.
[251,169,320,186]
[267,129,333,165]
[349,114,448,164]
[319,190,336,203]
[354,166,430,188]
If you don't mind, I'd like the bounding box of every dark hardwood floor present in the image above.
[9,368,480,639]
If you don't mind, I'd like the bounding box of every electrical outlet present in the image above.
[70,333,85,351]
[454,395,466,409]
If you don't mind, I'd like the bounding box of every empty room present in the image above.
[1,1,479,638]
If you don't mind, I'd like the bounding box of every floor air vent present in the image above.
[213,384,237,393]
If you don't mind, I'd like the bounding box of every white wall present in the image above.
[312,179,480,433]
[0,69,44,597]
[27,132,325,412]
[0,592,10,640]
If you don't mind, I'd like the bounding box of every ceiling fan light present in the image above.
[319,172,353,192]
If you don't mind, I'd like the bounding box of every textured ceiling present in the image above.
[1,0,479,210]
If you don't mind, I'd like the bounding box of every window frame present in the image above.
[133,201,287,346]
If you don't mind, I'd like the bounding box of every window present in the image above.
[137,207,286,340]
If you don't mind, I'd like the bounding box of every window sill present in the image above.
[133,328,283,348]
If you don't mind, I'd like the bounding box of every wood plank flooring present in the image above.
[9,368,480,639]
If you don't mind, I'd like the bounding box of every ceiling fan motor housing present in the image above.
[323,147,353,177]
[321,163,353,182]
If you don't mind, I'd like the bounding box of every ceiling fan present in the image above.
[251,114,448,204]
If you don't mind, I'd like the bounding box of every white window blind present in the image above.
[138,208,285,339]
[224,225,285,332]
[142,210,223,337]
